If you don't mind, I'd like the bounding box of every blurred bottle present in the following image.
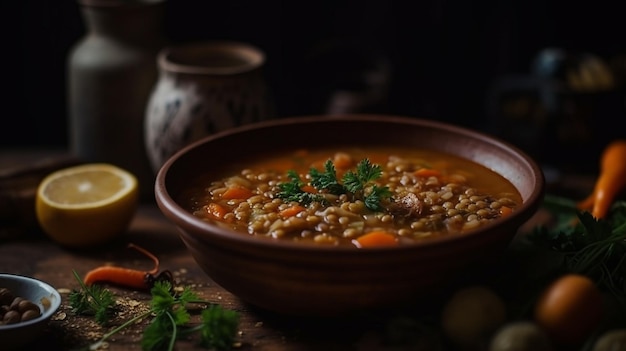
[67,0,166,201]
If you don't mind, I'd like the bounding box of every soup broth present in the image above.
[181,146,522,247]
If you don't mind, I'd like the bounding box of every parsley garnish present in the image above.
[277,158,392,212]
[364,185,393,212]
[310,160,345,195]
[277,170,326,205]
[69,271,240,351]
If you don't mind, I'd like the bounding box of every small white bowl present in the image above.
[0,273,62,350]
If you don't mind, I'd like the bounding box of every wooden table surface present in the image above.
[2,150,399,351]
[0,149,597,351]
[4,204,381,351]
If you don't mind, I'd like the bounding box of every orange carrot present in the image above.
[499,206,513,217]
[221,186,253,200]
[414,168,442,178]
[333,152,353,170]
[207,202,229,220]
[353,231,398,248]
[577,140,626,219]
[301,185,317,193]
[279,205,306,218]
[83,243,172,290]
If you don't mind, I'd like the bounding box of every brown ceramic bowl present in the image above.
[155,114,545,316]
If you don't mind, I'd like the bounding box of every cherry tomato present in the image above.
[533,274,604,346]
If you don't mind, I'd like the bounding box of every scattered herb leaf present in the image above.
[68,270,117,325]
[527,195,626,308]
[198,305,241,350]
[69,272,240,351]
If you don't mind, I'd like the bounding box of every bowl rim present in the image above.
[0,273,62,331]
[155,114,545,253]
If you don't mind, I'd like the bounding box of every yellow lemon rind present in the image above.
[35,163,139,247]
[37,163,137,208]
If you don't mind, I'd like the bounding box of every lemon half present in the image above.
[35,163,139,247]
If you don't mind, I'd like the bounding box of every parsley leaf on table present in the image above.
[68,270,117,325]
[199,305,241,350]
[69,273,240,351]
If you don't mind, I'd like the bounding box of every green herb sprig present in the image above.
[310,160,345,195]
[69,271,239,351]
[276,170,326,206]
[68,270,116,325]
[527,195,626,306]
[277,158,392,211]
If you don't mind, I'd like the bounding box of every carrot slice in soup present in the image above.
[499,206,513,217]
[414,168,441,178]
[301,185,317,193]
[280,205,306,218]
[221,186,253,200]
[353,231,398,248]
[207,203,228,219]
[333,152,353,170]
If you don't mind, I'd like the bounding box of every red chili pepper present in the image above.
[83,243,172,290]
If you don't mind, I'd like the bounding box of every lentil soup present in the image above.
[181,146,522,247]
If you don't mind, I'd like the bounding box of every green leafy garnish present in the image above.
[68,270,117,325]
[69,272,240,351]
[527,195,626,307]
[345,158,383,193]
[310,160,345,195]
[277,158,391,212]
[364,185,393,212]
[198,305,241,350]
[276,170,327,205]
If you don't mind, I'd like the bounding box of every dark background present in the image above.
[6,0,626,172]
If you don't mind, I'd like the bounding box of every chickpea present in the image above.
[9,296,24,310]
[0,287,42,325]
[17,299,39,314]
[21,309,40,322]
[0,288,14,305]
[0,305,9,320]
[3,310,20,324]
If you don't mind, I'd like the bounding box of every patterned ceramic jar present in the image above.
[144,41,274,172]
